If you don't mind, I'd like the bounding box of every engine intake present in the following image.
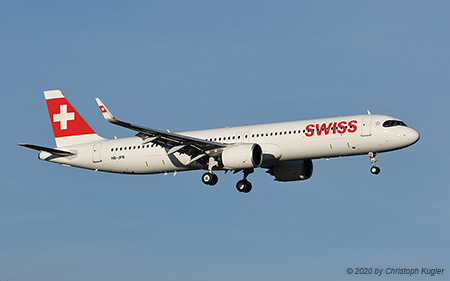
[221,143,263,170]
[268,160,313,182]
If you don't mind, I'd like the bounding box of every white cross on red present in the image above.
[53,104,75,130]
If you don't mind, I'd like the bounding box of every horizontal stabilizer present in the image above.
[18,143,75,156]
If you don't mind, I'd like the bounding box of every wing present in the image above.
[95,98,225,164]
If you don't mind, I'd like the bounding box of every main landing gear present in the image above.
[201,169,254,193]
[201,172,218,186]
[368,152,381,175]
[236,169,254,193]
[202,157,219,186]
[236,179,252,193]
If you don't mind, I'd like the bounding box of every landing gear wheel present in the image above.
[370,166,381,175]
[236,180,252,193]
[202,172,218,186]
[368,152,380,175]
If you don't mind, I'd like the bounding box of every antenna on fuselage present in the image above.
[367,110,372,115]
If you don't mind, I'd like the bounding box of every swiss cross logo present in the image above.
[99,105,107,113]
[53,104,75,130]
[45,97,95,138]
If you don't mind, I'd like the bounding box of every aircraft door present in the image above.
[92,142,103,163]
[361,117,372,137]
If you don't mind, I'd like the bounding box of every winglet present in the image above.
[95,98,116,122]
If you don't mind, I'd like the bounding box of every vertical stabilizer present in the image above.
[44,90,104,147]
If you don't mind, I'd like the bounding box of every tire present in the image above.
[202,172,218,186]
[236,180,252,193]
[210,173,218,185]
[370,166,380,175]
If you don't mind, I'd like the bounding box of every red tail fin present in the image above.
[44,90,103,147]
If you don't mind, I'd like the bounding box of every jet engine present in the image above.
[268,160,313,181]
[221,143,263,170]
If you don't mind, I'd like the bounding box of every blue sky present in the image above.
[1,1,449,280]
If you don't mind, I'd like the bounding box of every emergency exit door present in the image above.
[361,117,372,137]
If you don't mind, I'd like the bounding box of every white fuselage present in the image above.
[39,114,420,175]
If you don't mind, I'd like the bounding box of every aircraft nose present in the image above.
[407,128,420,145]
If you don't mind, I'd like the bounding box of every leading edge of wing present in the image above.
[94,98,225,151]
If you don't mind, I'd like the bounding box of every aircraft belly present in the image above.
[143,153,199,174]
[275,134,361,160]
[102,148,199,174]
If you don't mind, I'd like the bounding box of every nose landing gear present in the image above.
[369,152,381,175]
[370,166,381,175]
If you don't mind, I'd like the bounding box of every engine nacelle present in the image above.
[268,160,313,182]
[221,143,263,170]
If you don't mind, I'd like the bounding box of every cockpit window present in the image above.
[383,120,407,127]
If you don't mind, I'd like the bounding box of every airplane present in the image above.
[19,90,420,193]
